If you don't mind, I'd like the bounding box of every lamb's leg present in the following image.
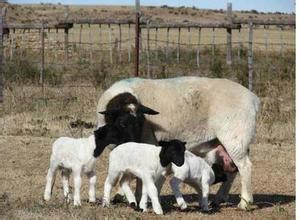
[155,175,166,195]
[186,181,202,207]
[144,176,163,215]
[120,175,137,207]
[73,169,82,206]
[61,169,71,203]
[170,177,187,210]
[86,171,97,203]
[103,171,119,207]
[134,177,142,203]
[139,182,148,212]
[44,161,58,201]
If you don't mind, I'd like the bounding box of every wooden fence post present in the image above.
[280,25,283,55]
[64,27,69,65]
[64,5,69,65]
[108,24,113,64]
[155,27,158,61]
[0,7,4,103]
[166,27,169,60]
[146,20,150,78]
[196,27,201,68]
[264,25,268,58]
[188,27,191,47]
[248,18,253,91]
[128,24,131,63]
[177,27,181,63]
[10,28,15,61]
[40,21,45,86]
[89,23,93,62]
[118,24,122,63]
[226,2,232,65]
[79,24,82,47]
[237,27,241,61]
[212,27,215,57]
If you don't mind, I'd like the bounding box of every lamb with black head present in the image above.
[102,140,186,215]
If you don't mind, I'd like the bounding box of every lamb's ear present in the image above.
[138,104,159,115]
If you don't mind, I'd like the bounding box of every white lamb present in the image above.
[102,140,186,215]
[43,135,98,206]
[169,149,227,211]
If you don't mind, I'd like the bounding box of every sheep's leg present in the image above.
[217,132,254,211]
[120,175,137,207]
[103,171,119,207]
[86,171,97,203]
[44,161,58,201]
[73,169,82,206]
[61,169,71,203]
[139,182,148,212]
[170,177,187,210]
[201,177,210,212]
[234,155,253,210]
[212,172,236,207]
[143,176,163,215]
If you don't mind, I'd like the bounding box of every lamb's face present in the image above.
[159,140,186,167]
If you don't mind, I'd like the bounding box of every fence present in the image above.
[0,3,295,102]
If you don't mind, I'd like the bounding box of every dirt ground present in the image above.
[0,134,295,219]
[0,80,295,219]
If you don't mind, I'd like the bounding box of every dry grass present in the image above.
[0,71,295,219]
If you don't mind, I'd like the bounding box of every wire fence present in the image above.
[0,4,296,102]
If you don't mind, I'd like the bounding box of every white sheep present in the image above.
[43,135,97,206]
[102,140,186,215]
[97,77,260,210]
[169,149,227,212]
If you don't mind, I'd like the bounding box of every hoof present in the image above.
[238,200,253,211]
[102,200,110,208]
[74,202,81,207]
[130,202,137,209]
[112,194,126,204]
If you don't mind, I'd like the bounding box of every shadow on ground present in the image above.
[160,193,295,213]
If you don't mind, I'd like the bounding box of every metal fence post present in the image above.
[248,18,253,91]
[135,0,140,77]
[40,21,45,86]
[226,2,233,65]
[0,7,6,103]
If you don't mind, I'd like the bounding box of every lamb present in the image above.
[164,140,227,211]
[102,140,186,215]
[44,105,159,206]
[97,77,260,210]
[43,135,98,206]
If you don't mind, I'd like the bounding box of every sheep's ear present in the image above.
[138,104,159,115]
[99,108,120,116]
[159,141,169,147]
